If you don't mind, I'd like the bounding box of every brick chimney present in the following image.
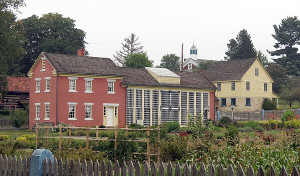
[77,49,85,56]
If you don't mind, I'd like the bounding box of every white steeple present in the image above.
[190,43,198,60]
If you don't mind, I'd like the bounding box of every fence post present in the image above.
[261,109,264,120]
[30,149,54,176]
[217,111,220,121]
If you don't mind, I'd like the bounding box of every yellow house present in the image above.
[205,58,278,112]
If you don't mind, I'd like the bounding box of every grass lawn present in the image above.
[278,99,300,109]
[0,129,35,139]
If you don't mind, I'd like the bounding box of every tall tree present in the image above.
[225,29,257,60]
[194,61,214,71]
[21,13,87,74]
[257,50,269,66]
[124,53,153,68]
[266,63,289,94]
[270,16,300,76]
[0,76,8,101]
[159,54,180,71]
[114,33,144,66]
[0,0,25,75]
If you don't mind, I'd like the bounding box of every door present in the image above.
[106,107,114,126]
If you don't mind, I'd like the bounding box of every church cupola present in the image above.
[190,44,198,59]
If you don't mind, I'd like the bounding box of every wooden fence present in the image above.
[218,109,299,121]
[0,155,30,176]
[36,125,161,164]
[40,159,300,176]
[0,154,300,176]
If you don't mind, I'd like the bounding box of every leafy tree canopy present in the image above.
[159,54,180,71]
[0,0,25,76]
[114,33,144,66]
[0,76,8,100]
[266,63,289,94]
[225,29,257,60]
[21,13,87,74]
[270,16,300,76]
[124,53,153,68]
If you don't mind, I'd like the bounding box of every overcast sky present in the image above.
[17,0,300,66]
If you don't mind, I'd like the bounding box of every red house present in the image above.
[28,52,216,128]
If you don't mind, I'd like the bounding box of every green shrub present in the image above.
[281,110,295,122]
[244,121,260,129]
[161,137,188,162]
[9,109,28,128]
[262,99,277,110]
[163,122,180,133]
[15,134,35,149]
[0,135,9,141]
[285,119,300,129]
[224,124,239,145]
[218,116,232,127]
[238,127,254,132]
[0,110,11,116]
[268,119,279,129]
[0,140,16,155]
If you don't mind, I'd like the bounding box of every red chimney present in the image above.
[77,49,85,56]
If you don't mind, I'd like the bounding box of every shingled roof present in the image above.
[121,68,216,90]
[204,58,257,82]
[7,77,29,92]
[43,52,123,77]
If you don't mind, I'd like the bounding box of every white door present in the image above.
[107,107,114,126]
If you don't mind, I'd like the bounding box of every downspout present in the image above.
[56,74,59,125]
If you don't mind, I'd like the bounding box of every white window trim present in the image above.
[35,103,40,120]
[40,57,46,72]
[68,103,77,120]
[84,78,94,93]
[107,79,116,94]
[35,78,41,93]
[103,103,119,107]
[68,77,78,92]
[84,103,93,120]
[44,77,51,92]
[84,103,94,106]
[44,103,50,120]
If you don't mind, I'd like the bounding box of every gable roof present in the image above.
[36,52,123,77]
[204,58,256,82]
[121,67,216,90]
[7,77,29,92]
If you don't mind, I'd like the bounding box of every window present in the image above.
[221,98,226,106]
[188,63,192,70]
[255,68,259,76]
[84,78,93,93]
[68,77,77,92]
[231,82,235,91]
[246,81,250,91]
[44,103,50,120]
[85,106,92,119]
[231,98,236,106]
[35,103,40,120]
[45,77,50,92]
[264,83,267,92]
[35,78,41,93]
[246,98,251,106]
[68,103,77,120]
[107,79,115,94]
[217,82,221,91]
[41,59,45,71]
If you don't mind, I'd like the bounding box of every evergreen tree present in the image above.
[114,33,144,66]
[159,54,180,71]
[225,29,257,60]
[257,50,269,66]
[270,16,300,76]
